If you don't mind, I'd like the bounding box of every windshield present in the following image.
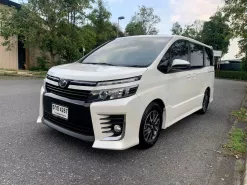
[80,37,172,67]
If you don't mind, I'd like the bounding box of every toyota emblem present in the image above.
[59,79,68,88]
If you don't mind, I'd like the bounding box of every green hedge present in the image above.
[215,70,247,80]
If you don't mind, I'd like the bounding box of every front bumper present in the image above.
[43,118,94,141]
[37,86,144,150]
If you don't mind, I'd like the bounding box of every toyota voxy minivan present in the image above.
[37,35,214,150]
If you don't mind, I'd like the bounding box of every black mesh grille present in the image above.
[43,95,94,136]
[46,83,90,101]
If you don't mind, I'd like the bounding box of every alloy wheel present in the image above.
[143,110,161,143]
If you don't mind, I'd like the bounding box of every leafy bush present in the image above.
[215,70,247,80]
[241,57,247,71]
[30,57,49,71]
[37,57,48,71]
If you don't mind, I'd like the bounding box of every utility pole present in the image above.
[117,16,125,38]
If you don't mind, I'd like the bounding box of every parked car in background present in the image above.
[37,35,215,150]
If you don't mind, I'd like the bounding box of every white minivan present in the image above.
[37,35,214,150]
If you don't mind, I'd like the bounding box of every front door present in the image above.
[159,40,192,128]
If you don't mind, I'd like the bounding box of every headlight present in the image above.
[97,76,141,86]
[87,85,138,102]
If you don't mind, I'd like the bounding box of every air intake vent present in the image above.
[100,115,125,137]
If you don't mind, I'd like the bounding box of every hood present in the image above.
[48,63,148,81]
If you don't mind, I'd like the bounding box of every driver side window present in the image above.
[158,40,189,73]
[171,40,189,62]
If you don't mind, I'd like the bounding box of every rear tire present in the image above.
[139,103,163,149]
[198,89,210,114]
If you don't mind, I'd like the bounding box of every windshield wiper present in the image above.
[125,65,147,68]
[83,62,116,66]
[83,62,98,65]
[96,63,116,66]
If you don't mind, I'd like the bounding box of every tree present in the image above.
[88,0,116,46]
[183,20,204,40]
[125,5,161,35]
[223,0,247,67]
[56,23,85,63]
[110,23,124,38]
[171,13,231,56]
[125,22,145,36]
[200,12,231,55]
[81,25,97,54]
[171,20,203,40]
[0,0,93,65]
[171,22,183,35]
[61,0,92,26]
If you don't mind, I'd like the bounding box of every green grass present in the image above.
[232,108,247,122]
[224,128,247,155]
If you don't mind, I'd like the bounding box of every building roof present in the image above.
[0,0,20,8]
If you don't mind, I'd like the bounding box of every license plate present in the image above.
[52,103,69,120]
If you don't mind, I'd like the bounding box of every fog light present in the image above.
[114,125,122,133]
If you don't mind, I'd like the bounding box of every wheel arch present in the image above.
[205,87,211,96]
[151,99,165,110]
[148,98,166,128]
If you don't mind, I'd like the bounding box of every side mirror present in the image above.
[172,59,190,69]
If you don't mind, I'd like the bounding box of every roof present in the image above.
[0,0,20,8]
[121,35,213,49]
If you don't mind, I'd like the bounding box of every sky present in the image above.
[12,0,239,59]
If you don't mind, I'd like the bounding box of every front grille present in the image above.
[100,115,125,137]
[46,83,90,101]
[43,95,94,136]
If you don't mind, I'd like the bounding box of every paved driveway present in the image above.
[0,78,246,185]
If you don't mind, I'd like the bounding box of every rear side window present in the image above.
[190,43,204,67]
[205,47,214,66]
[171,40,189,62]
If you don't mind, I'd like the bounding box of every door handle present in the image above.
[191,74,196,79]
[187,74,191,79]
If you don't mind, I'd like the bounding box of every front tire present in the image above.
[139,103,163,149]
[199,89,210,114]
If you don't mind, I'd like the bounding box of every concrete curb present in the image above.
[241,91,247,185]
[243,156,247,185]
[0,70,46,78]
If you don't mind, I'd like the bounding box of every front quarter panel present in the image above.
[137,69,168,127]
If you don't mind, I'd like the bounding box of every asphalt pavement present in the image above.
[0,77,246,185]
